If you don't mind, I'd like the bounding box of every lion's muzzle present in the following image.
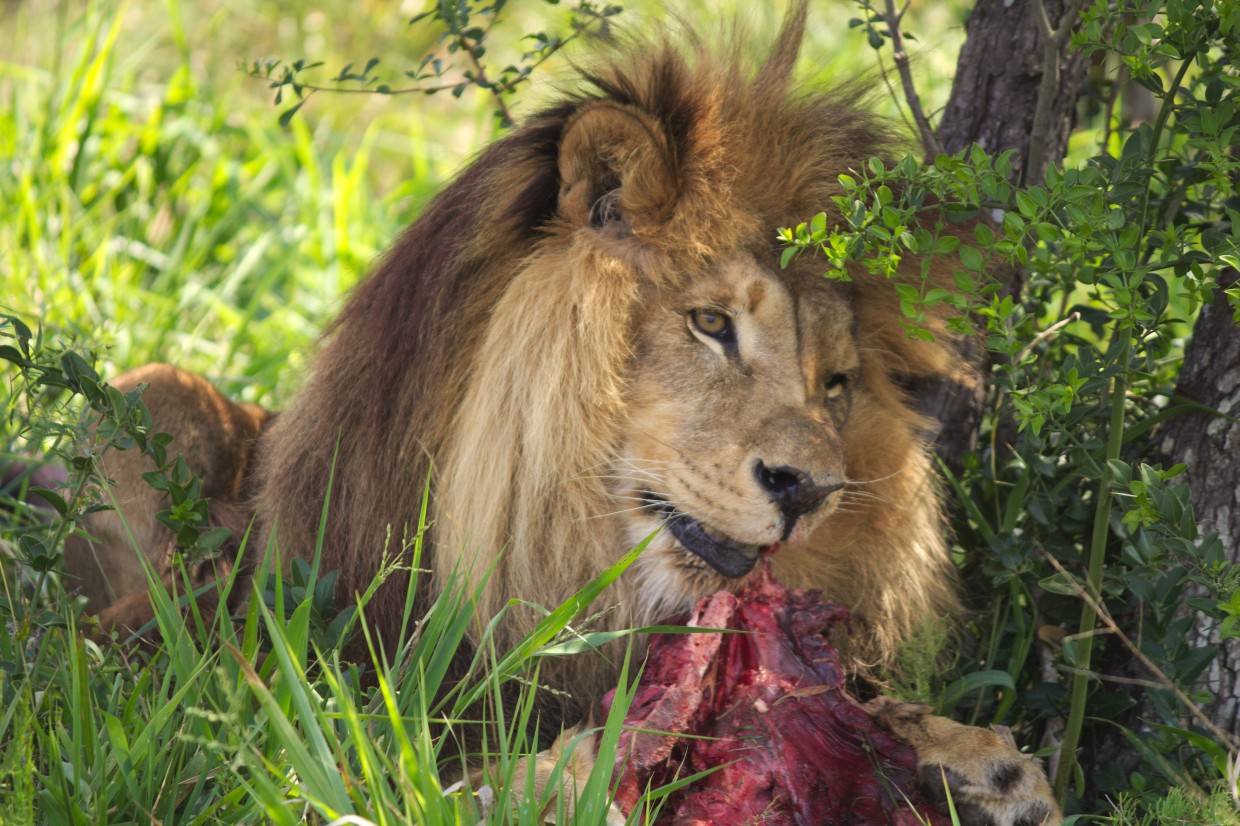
[753,461,844,540]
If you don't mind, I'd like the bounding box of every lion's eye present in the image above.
[824,373,849,398]
[690,309,732,338]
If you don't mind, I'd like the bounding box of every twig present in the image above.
[256,20,598,118]
[459,34,515,125]
[1042,552,1240,753]
[871,47,918,140]
[1055,665,1167,691]
[882,0,943,159]
[1016,311,1080,363]
[267,79,465,97]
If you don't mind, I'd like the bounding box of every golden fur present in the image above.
[64,364,269,614]
[872,699,1062,825]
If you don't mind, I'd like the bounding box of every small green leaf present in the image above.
[199,527,233,551]
[28,487,68,515]
[959,245,983,271]
[934,234,960,254]
[278,99,307,128]
[141,471,171,492]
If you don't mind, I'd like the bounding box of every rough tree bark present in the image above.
[918,0,1091,469]
[1158,268,1240,737]
[936,1,1088,183]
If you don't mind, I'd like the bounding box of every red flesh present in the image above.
[604,564,949,825]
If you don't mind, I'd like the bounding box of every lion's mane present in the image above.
[254,3,965,711]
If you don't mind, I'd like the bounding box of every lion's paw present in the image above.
[868,698,1061,826]
[494,725,626,825]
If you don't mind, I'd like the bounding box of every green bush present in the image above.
[784,0,1240,815]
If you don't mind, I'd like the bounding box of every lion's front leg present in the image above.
[868,698,1062,826]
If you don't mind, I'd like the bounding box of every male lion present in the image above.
[61,4,1060,822]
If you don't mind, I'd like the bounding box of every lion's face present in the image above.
[617,251,862,610]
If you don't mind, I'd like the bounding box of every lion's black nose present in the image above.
[755,461,843,535]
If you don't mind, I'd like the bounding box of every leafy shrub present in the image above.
[784,0,1240,815]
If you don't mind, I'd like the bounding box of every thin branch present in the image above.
[882,0,943,159]
[256,22,597,118]
[268,80,466,97]
[1055,665,1167,691]
[457,33,515,125]
[1016,311,1080,363]
[871,47,919,139]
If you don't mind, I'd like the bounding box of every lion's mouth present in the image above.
[643,493,768,578]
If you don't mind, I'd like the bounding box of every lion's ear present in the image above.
[557,103,679,230]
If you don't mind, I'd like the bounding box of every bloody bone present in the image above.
[605,564,949,825]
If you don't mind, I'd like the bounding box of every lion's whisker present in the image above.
[574,474,671,486]
[839,489,884,502]
[581,504,662,521]
[844,465,909,486]
[839,490,895,508]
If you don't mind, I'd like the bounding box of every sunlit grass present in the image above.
[0,378,655,824]
[1,3,464,406]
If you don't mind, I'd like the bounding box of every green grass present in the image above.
[0,480,650,824]
[1,1,463,406]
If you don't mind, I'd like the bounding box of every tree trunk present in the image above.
[936,0,1088,185]
[921,0,1091,469]
[1158,268,1240,736]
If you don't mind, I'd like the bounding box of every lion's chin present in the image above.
[642,493,770,578]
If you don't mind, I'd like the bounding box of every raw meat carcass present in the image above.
[605,564,949,825]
